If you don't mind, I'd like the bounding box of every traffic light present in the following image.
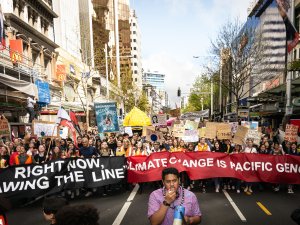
[177,87,181,97]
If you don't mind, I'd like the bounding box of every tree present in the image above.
[183,75,212,113]
[209,18,282,113]
[137,91,149,113]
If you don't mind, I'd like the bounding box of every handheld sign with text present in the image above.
[145,129,164,143]
[32,121,58,138]
[151,114,167,126]
[172,124,185,138]
[216,123,232,140]
[285,124,299,142]
[232,125,249,145]
[205,122,218,139]
[0,115,9,137]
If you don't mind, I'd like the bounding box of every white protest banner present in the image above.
[216,123,232,140]
[145,129,164,143]
[151,114,167,126]
[182,130,199,142]
[184,120,198,130]
[285,124,299,143]
[33,121,58,138]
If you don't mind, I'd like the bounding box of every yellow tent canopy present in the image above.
[123,107,152,127]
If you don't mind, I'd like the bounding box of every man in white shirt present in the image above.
[26,96,37,123]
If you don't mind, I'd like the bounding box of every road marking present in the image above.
[223,190,247,222]
[256,202,272,216]
[112,184,140,225]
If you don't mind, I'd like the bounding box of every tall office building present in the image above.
[130,9,142,91]
[92,0,131,85]
[142,71,165,90]
[53,0,81,60]
[247,0,286,95]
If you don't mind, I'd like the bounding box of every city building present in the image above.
[0,0,59,129]
[142,71,165,90]
[130,9,142,92]
[142,71,167,113]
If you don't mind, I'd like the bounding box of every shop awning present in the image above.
[0,73,37,97]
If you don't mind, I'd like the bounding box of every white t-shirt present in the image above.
[244,147,257,153]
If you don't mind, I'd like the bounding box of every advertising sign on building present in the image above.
[35,80,51,105]
[95,102,119,133]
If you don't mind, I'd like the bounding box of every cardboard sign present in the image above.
[145,129,164,143]
[205,122,218,139]
[247,129,262,146]
[32,121,58,138]
[170,108,181,117]
[151,114,167,126]
[232,125,249,145]
[285,124,299,142]
[241,121,250,128]
[172,124,185,138]
[0,115,10,137]
[142,126,155,136]
[184,120,199,130]
[182,130,199,142]
[216,123,232,140]
[198,127,206,138]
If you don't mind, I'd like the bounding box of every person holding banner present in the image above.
[195,137,210,152]
[14,146,36,165]
[243,139,257,193]
[148,167,201,225]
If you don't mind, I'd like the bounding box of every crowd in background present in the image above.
[1,125,300,197]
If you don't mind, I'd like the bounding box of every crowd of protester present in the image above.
[1,124,300,197]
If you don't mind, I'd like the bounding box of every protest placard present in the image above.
[32,121,58,138]
[246,129,262,145]
[0,115,10,137]
[216,123,232,140]
[285,124,299,142]
[184,120,199,130]
[145,129,164,143]
[198,127,206,138]
[151,114,167,126]
[172,124,185,137]
[182,130,199,142]
[205,122,218,139]
[232,125,249,145]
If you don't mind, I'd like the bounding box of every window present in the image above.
[134,70,137,74]
[134,62,137,66]
[133,23,136,26]
[135,78,138,82]
[133,31,136,34]
[134,55,137,58]
[134,47,137,50]
[133,39,136,42]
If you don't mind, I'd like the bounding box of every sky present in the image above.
[129,0,253,108]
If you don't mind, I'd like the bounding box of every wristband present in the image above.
[163,200,171,207]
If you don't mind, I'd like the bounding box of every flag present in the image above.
[276,0,299,53]
[0,8,5,50]
[60,119,78,147]
[56,107,71,124]
[56,108,77,147]
[70,110,82,135]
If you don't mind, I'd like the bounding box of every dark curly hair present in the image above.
[55,204,99,225]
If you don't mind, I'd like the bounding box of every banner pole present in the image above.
[46,124,57,160]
